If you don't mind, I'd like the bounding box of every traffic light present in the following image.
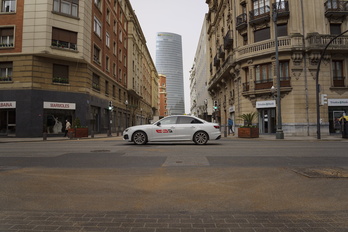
[320,94,327,105]
[213,100,218,110]
[108,101,113,110]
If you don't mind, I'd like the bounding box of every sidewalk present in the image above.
[0,133,346,143]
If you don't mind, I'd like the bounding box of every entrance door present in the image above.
[0,110,16,136]
[258,108,276,134]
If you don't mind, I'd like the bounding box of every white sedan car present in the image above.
[123,115,221,145]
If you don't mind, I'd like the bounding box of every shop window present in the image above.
[92,73,100,91]
[332,60,345,87]
[93,45,101,64]
[0,62,12,82]
[330,24,341,35]
[53,0,78,18]
[0,27,14,48]
[52,64,69,84]
[1,0,16,13]
[51,27,77,50]
[94,16,102,37]
[254,27,270,43]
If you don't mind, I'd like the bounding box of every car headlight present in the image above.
[124,129,129,133]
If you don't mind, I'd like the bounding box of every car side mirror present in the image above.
[156,122,161,126]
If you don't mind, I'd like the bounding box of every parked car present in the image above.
[123,115,221,145]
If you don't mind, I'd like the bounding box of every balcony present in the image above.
[236,13,247,31]
[324,1,348,19]
[307,33,348,51]
[255,80,273,90]
[218,46,225,58]
[249,6,270,26]
[224,30,233,50]
[272,1,290,19]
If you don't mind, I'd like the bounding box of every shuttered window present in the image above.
[51,27,77,50]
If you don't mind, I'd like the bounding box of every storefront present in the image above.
[0,101,16,136]
[328,99,348,134]
[43,101,75,135]
[256,100,276,134]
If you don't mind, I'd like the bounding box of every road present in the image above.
[0,137,347,231]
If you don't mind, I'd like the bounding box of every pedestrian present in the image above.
[64,120,71,137]
[228,118,234,135]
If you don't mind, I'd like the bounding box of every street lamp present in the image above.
[140,108,143,125]
[272,0,284,139]
[125,100,128,128]
[204,99,208,121]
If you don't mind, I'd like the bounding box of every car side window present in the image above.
[177,117,203,124]
[159,116,177,125]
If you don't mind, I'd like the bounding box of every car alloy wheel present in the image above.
[193,131,208,145]
[132,131,147,145]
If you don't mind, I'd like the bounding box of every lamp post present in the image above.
[272,0,284,139]
[204,99,208,121]
[125,100,128,128]
[140,108,143,125]
[315,29,348,139]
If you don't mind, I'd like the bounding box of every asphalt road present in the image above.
[0,138,347,231]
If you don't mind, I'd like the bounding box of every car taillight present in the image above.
[214,125,220,129]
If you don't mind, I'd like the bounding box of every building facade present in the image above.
[0,0,157,137]
[204,0,348,136]
[156,32,185,115]
[158,74,168,118]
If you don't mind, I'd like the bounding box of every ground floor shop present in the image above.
[0,90,132,137]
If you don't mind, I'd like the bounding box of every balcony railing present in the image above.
[236,13,247,31]
[51,40,77,51]
[307,33,348,49]
[255,80,273,90]
[280,76,291,87]
[273,1,290,18]
[324,1,348,18]
[0,76,12,82]
[333,76,345,87]
[249,6,270,25]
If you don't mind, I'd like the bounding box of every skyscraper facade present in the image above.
[156,32,185,115]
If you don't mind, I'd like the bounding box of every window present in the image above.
[105,80,109,95]
[93,45,101,64]
[113,62,116,76]
[279,61,289,80]
[177,117,203,124]
[53,64,69,84]
[254,27,270,42]
[92,73,100,90]
[106,32,110,47]
[252,0,270,16]
[53,0,78,17]
[112,85,116,98]
[94,16,102,37]
[51,27,77,50]
[94,0,101,9]
[330,24,341,35]
[0,27,14,47]
[0,62,12,81]
[255,63,272,83]
[106,8,110,23]
[332,60,345,87]
[159,116,177,125]
[105,56,110,71]
[1,0,16,12]
[277,24,288,37]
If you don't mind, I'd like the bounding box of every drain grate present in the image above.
[292,167,348,178]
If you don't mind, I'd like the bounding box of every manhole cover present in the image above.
[292,167,348,178]
[90,150,110,153]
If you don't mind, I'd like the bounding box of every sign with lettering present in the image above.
[0,101,16,109]
[256,100,276,108]
[328,99,348,106]
[43,102,76,110]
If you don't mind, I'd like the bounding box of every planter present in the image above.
[238,127,259,138]
[68,128,88,138]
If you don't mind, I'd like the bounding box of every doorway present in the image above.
[258,108,276,134]
[0,109,16,136]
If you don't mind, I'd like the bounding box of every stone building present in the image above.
[0,0,158,137]
[205,0,348,136]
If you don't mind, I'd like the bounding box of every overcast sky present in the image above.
[129,0,208,113]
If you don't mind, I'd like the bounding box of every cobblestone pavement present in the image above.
[1,210,347,232]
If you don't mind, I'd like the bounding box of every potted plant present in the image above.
[69,117,88,138]
[238,112,259,138]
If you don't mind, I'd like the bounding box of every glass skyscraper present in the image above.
[156,32,185,115]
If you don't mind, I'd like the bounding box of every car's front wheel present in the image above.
[193,131,209,145]
[132,131,148,145]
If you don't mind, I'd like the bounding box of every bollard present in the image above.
[43,132,47,141]
[91,130,94,138]
[107,130,112,137]
[224,124,227,137]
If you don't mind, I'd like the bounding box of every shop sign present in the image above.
[256,100,276,108]
[229,106,235,112]
[328,99,348,106]
[0,101,16,109]
[44,101,76,110]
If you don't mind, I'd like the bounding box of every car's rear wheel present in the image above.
[132,131,148,145]
[193,131,208,145]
